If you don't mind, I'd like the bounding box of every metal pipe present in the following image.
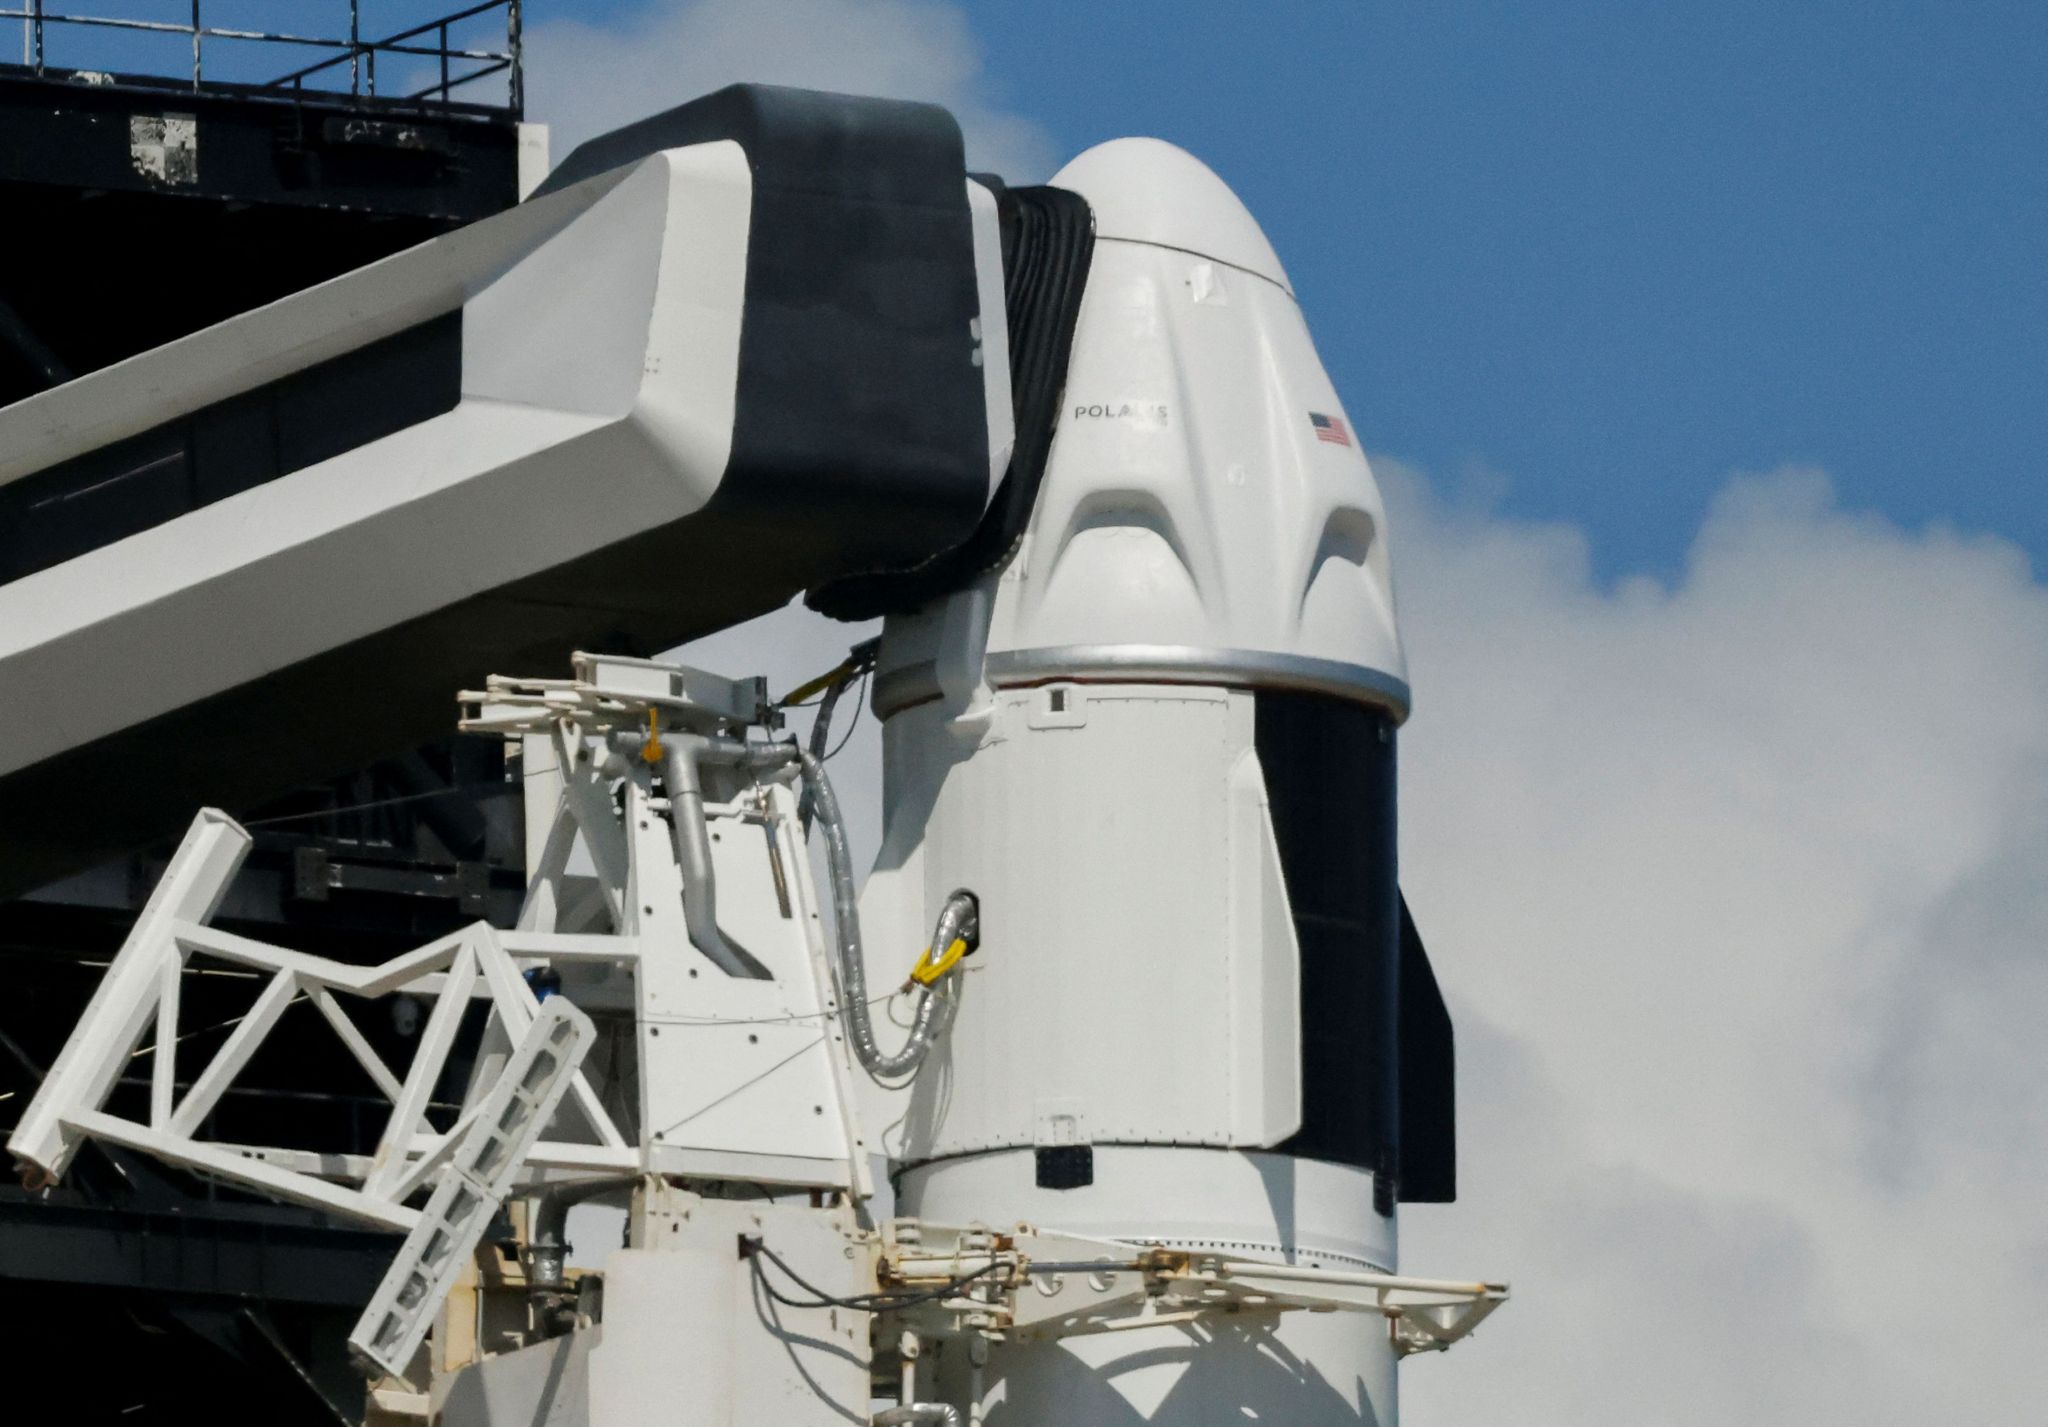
[798,748,973,1079]
[796,670,851,833]
[1212,1261,1504,1296]
[966,1336,988,1427]
[405,58,508,101]
[878,1331,957,1427]
[874,1408,960,1427]
[372,0,511,46]
[527,1177,630,1295]
[9,14,336,43]
[10,3,518,112]
[274,42,505,90]
[660,736,773,979]
[887,1255,1010,1277]
[507,0,522,116]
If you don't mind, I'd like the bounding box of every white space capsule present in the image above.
[858,139,1444,1425]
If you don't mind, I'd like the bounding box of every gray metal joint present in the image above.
[874,1407,962,1427]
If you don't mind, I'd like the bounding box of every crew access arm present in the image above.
[0,85,1046,897]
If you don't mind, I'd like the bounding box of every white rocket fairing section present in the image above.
[855,139,1439,1425]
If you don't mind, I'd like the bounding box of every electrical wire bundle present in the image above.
[742,1235,1008,1313]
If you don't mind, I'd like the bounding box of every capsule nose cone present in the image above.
[1050,137,1293,294]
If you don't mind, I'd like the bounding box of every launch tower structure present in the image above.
[0,8,540,1420]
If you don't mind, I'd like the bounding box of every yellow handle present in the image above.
[780,657,856,709]
[908,936,970,988]
[641,708,665,764]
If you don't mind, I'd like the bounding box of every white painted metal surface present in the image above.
[901,1148,1409,1423]
[8,655,871,1219]
[0,142,750,782]
[1055,135,1294,294]
[6,823,625,1230]
[462,656,873,1195]
[0,156,1013,809]
[352,998,598,1384]
[875,138,1407,723]
[9,809,248,1181]
[857,683,1302,1163]
[901,1146,1397,1273]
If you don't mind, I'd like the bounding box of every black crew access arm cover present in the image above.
[0,85,996,900]
[808,179,1095,620]
[542,83,993,582]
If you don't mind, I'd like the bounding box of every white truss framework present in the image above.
[8,651,871,1227]
[7,812,635,1230]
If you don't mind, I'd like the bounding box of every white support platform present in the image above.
[8,654,872,1231]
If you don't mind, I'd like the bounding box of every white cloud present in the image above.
[672,467,2047,1420]
[661,465,2048,1419]
[1387,463,2048,1422]
[668,466,2047,1419]
[523,0,1057,179]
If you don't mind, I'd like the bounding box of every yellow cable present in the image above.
[908,936,970,988]
[779,658,855,709]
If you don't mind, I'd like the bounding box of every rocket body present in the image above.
[857,139,1426,1424]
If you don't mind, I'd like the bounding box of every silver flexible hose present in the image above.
[797,747,973,1080]
[797,672,852,833]
[873,1406,961,1427]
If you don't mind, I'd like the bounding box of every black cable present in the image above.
[822,667,870,761]
[743,1235,1007,1312]
[809,669,852,764]
[798,640,878,833]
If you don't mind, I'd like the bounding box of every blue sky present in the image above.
[962,0,2048,582]
[546,0,2046,582]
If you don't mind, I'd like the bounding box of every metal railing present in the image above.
[2,1,523,114]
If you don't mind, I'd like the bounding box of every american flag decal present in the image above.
[1310,411,1352,447]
